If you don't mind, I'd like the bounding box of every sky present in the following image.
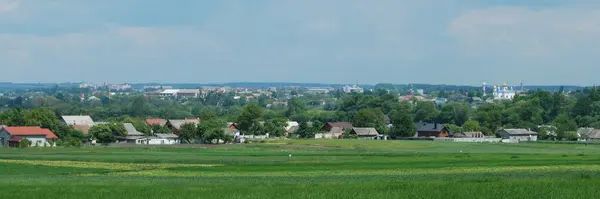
[1,0,600,86]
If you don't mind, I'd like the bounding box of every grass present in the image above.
[2,140,600,198]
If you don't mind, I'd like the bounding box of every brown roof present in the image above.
[3,127,58,139]
[72,125,90,134]
[146,118,167,126]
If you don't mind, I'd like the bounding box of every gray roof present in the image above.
[463,132,484,137]
[329,126,344,134]
[168,119,200,130]
[156,133,178,138]
[578,128,600,139]
[124,123,144,136]
[351,127,379,136]
[502,129,538,135]
[417,122,446,132]
[62,115,95,126]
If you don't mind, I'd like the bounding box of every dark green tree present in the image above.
[237,102,263,131]
[179,123,198,143]
[388,102,416,137]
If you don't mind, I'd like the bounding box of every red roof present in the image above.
[3,126,58,139]
[146,118,167,126]
[8,136,23,142]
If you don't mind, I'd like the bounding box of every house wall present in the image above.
[508,135,537,142]
[148,138,179,145]
[418,131,447,137]
[0,130,10,146]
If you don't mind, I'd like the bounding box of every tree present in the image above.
[90,124,118,144]
[130,96,149,116]
[553,113,578,140]
[19,139,32,148]
[264,118,287,137]
[237,102,263,131]
[200,110,217,121]
[388,102,416,137]
[179,123,198,143]
[296,121,314,139]
[151,124,171,134]
[285,98,306,117]
[474,103,504,135]
[248,121,266,135]
[353,108,386,134]
[438,102,469,126]
[413,101,439,122]
[462,120,481,132]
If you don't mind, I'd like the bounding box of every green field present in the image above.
[2,140,600,199]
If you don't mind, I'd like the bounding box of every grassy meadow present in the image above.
[1,140,600,199]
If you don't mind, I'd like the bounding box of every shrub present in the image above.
[19,139,32,148]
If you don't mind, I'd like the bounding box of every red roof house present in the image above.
[0,126,58,147]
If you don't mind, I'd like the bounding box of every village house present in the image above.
[0,126,58,147]
[166,118,201,135]
[416,122,450,137]
[320,122,353,132]
[498,129,538,142]
[577,128,600,141]
[149,133,180,145]
[349,127,380,139]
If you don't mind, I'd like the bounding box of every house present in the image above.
[166,118,201,135]
[349,127,380,139]
[148,133,180,145]
[0,126,58,147]
[416,122,450,137]
[61,115,95,126]
[577,128,600,141]
[498,129,538,142]
[285,121,299,131]
[320,122,353,132]
[146,118,167,126]
[118,123,147,144]
[315,127,344,139]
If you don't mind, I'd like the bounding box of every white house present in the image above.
[498,129,538,142]
[148,134,180,145]
[0,126,58,147]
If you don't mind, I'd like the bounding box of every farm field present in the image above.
[1,140,600,199]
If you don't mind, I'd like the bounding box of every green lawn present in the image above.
[1,140,600,199]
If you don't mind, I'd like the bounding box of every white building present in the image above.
[493,84,516,100]
[342,85,364,93]
[498,129,538,142]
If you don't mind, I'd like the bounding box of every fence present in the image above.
[434,137,502,143]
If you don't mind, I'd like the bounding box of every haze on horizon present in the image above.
[1,0,599,86]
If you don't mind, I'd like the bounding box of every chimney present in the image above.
[434,123,437,130]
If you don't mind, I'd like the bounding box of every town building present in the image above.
[493,84,516,100]
[342,85,364,93]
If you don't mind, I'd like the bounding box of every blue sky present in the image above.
[1,0,600,85]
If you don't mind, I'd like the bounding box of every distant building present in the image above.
[306,87,331,94]
[342,85,364,93]
[493,83,516,100]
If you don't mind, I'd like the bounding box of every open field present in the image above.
[2,140,600,199]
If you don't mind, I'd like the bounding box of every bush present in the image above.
[19,139,32,148]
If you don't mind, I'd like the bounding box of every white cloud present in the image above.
[448,6,600,56]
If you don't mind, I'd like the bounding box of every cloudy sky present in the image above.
[1,0,599,85]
